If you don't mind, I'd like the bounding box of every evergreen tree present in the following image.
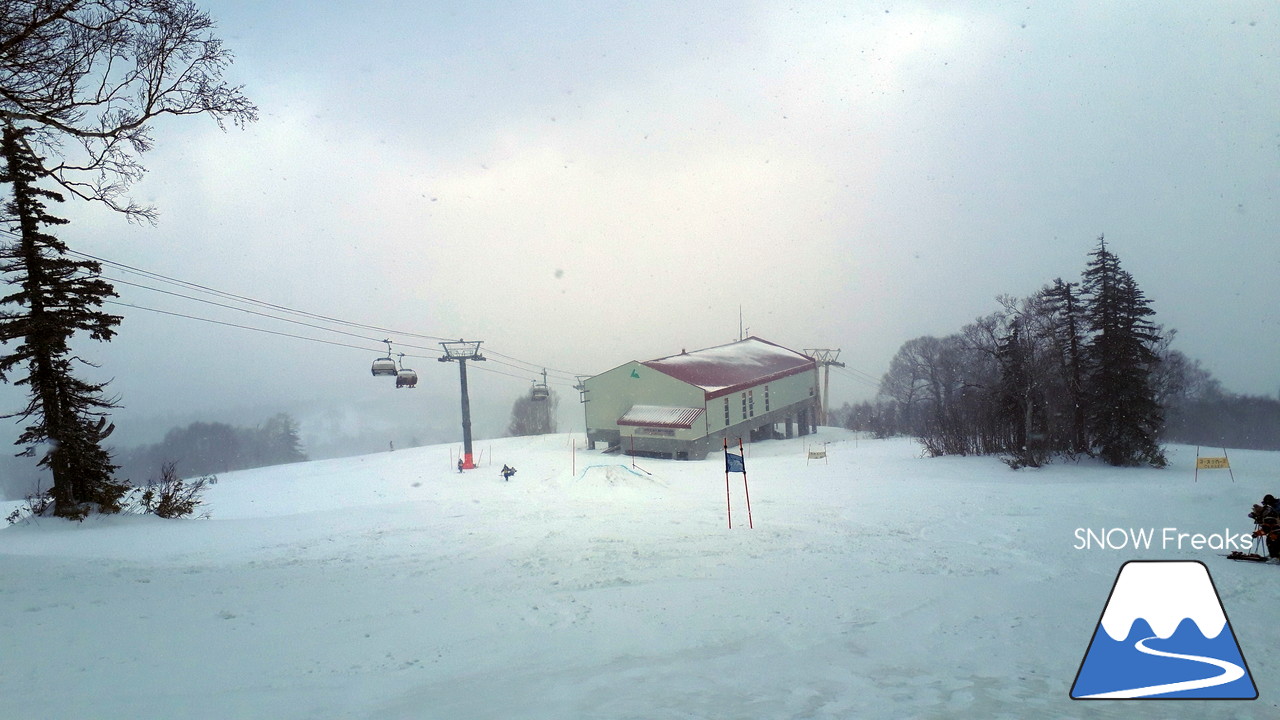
[0,123,126,516]
[1038,278,1088,455]
[0,1,255,517]
[260,412,307,465]
[1081,236,1166,467]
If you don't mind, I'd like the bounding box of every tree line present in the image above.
[844,366,1280,455]
[848,237,1176,468]
[114,413,307,482]
[1163,389,1280,452]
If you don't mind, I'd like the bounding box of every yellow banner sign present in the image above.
[1197,457,1230,470]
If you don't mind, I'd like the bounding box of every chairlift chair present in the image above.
[371,357,398,376]
[394,353,417,388]
[371,339,398,376]
[530,368,550,401]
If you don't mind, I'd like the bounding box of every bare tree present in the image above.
[1,0,257,220]
[507,390,558,437]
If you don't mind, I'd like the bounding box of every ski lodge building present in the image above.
[583,337,820,460]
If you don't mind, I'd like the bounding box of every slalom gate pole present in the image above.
[740,438,753,529]
[724,438,732,529]
[1195,446,1200,483]
[1224,447,1235,482]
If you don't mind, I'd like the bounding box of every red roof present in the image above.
[642,337,815,400]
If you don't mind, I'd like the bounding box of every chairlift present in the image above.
[395,353,417,389]
[371,339,398,377]
[529,368,549,401]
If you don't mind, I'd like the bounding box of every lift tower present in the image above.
[804,348,845,426]
[439,340,486,469]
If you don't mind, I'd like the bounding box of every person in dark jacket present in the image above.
[1254,514,1280,560]
[1248,494,1279,523]
[501,465,516,481]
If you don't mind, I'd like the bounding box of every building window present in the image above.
[741,392,748,420]
[748,389,755,418]
[764,385,770,412]
[723,397,730,426]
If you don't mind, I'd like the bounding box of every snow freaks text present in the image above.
[1074,528,1254,552]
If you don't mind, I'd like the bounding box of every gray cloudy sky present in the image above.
[2,0,1278,454]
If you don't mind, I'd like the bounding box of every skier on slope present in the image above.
[1253,514,1280,561]
[1230,495,1280,563]
[501,465,516,481]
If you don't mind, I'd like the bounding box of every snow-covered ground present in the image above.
[3,430,1279,719]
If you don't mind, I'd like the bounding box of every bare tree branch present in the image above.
[0,0,257,221]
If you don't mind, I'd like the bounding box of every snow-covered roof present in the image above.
[642,337,815,399]
[616,405,705,429]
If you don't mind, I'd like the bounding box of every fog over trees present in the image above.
[114,412,307,482]
[506,389,558,437]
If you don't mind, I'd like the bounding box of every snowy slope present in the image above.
[3,431,1279,719]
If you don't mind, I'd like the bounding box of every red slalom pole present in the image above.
[740,438,753,529]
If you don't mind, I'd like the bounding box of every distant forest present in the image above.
[114,413,307,483]
[836,238,1280,462]
[840,389,1280,453]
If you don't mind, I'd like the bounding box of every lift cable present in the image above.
[104,276,393,346]
[102,300,576,390]
[105,301,388,354]
[67,247,455,343]
[51,248,587,375]
[4,242,800,387]
[830,365,882,391]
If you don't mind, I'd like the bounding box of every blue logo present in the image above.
[1071,560,1257,700]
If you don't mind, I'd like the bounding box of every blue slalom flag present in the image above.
[725,451,745,474]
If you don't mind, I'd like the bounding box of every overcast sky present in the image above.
[2,0,1277,453]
